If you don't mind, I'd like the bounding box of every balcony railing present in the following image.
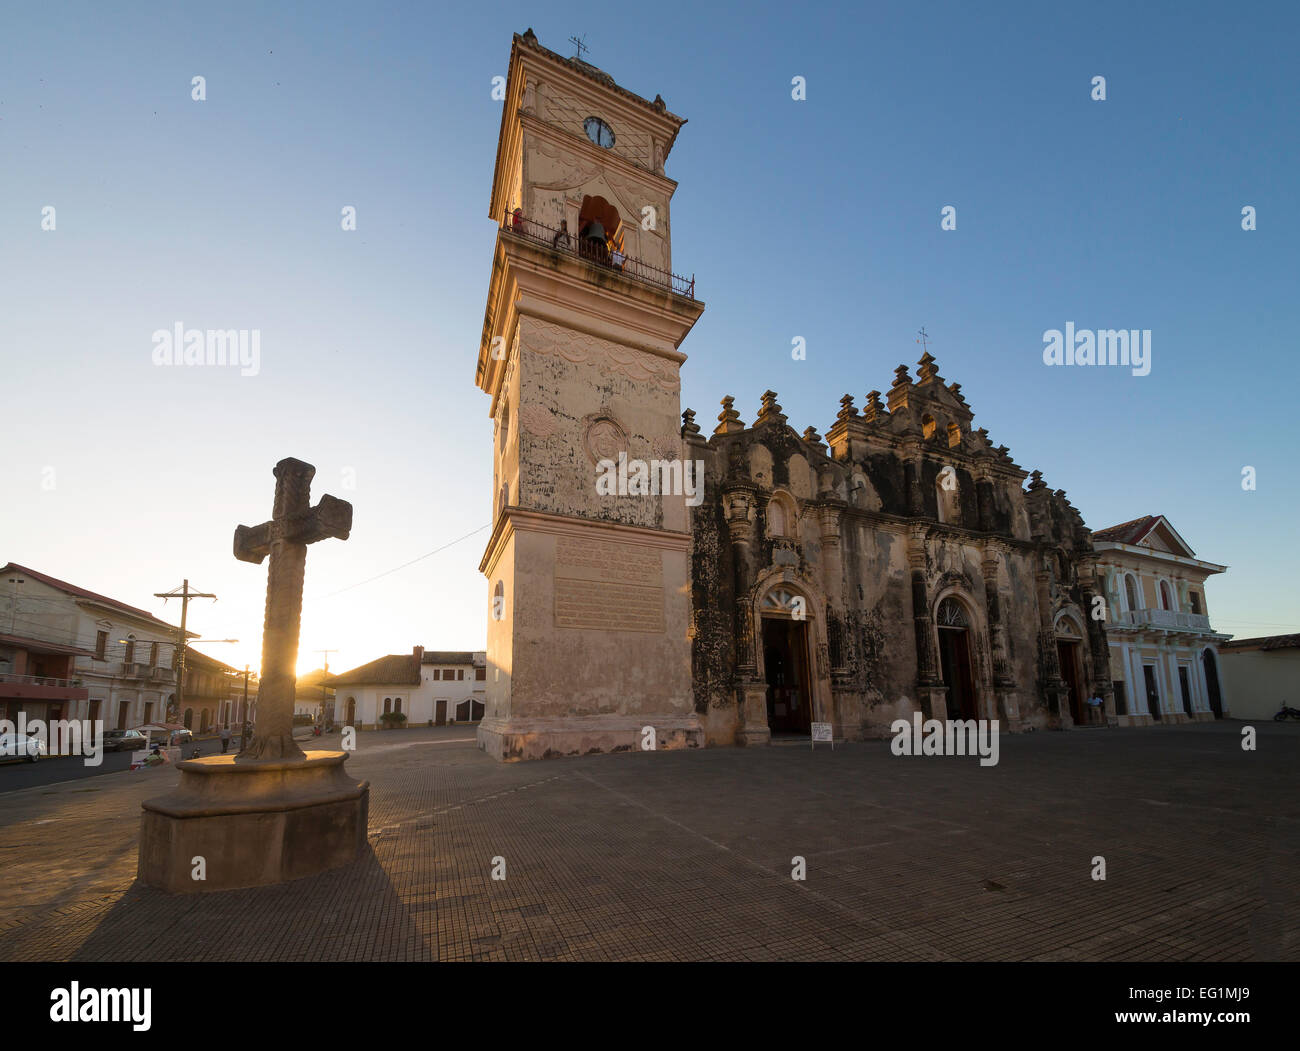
[1111,608,1213,633]
[501,212,695,299]
[0,672,85,689]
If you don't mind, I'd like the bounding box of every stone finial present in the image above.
[1027,469,1046,491]
[917,351,940,383]
[653,93,667,113]
[837,394,858,422]
[681,408,701,439]
[756,390,787,427]
[863,390,884,422]
[948,381,967,405]
[802,425,825,448]
[887,365,913,412]
[715,395,745,435]
[521,27,538,44]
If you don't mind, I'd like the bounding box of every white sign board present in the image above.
[811,722,833,749]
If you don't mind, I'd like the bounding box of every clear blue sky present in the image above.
[2,1,1296,675]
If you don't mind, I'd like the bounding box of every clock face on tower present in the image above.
[583,116,615,149]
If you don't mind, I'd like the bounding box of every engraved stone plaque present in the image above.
[554,535,664,632]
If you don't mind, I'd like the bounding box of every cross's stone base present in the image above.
[477,716,703,762]
[137,751,368,894]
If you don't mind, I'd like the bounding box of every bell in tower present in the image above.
[473,30,706,761]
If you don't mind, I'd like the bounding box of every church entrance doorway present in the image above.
[936,598,977,721]
[1057,640,1086,724]
[762,616,812,736]
[1054,614,1089,725]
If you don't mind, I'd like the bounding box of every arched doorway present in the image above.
[1055,614,1088,724]
[760,586,815,735]
[1202,649,1223,718]
[183,708,193,730]
[936,597,977,721]
[345,696,356,725]
[577,195,621,264]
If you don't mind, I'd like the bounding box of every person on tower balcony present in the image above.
[552,219,570,249]
[510,207,525,234]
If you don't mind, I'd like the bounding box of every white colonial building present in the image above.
[329,646,486,730]
[1093,517,1231,725]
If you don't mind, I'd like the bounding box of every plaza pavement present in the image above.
[0,721,1294,961]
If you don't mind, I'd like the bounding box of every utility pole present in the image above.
[240,664,251,750]
[155,580,216,725]
[315,648,337,727]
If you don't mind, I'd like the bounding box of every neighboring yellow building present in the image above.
[1093,515,1230,724]
[1217,635,1300,721]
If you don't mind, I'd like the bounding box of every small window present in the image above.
[95,631,107,660]
[476,666,487,681]
[432,669,441,681]
[1189,592,1202,615]
[922,414,937,440]
[150,642,159,667]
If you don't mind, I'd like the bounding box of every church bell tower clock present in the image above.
[474,29,705,761]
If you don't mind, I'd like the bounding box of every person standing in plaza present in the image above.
[220,724,232,753]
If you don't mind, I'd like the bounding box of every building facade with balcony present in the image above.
[1092,517,1230,725]
[0,562,188,731]
[180,648,248,734]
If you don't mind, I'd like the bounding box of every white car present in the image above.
[0,732,48,763]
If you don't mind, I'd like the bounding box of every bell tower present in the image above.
[474,29,705,761]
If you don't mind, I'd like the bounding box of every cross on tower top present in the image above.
[916,326,932,353]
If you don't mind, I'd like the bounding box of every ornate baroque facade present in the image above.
[685,370,1116,745]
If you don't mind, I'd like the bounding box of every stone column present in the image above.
[1035,555,1071,727]
[725,488,768,746]
[1078,555,1116,725]
[908,524,945,719]
[980,543,1018,724]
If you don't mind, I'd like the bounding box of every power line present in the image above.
[311,524,491,600]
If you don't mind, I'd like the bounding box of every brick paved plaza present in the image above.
[1,722,1295,962]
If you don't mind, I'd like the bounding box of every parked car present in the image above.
[0,732,48,763]
[103,728,149,753]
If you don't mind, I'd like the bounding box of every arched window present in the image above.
[1124,574,1139,612]
[922,414,937,440]
[383,697,392,714]
[768,500,785,537]
[936,597,969,627]
[493,580,505,621]
[578,195,622,264]
[947,422,962,448]
[394,697,402,714]
[499,404,510,453]
[1159,580,1172,611]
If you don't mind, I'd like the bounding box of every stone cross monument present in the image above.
[234,457,352,760]
[137,456,367,894]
